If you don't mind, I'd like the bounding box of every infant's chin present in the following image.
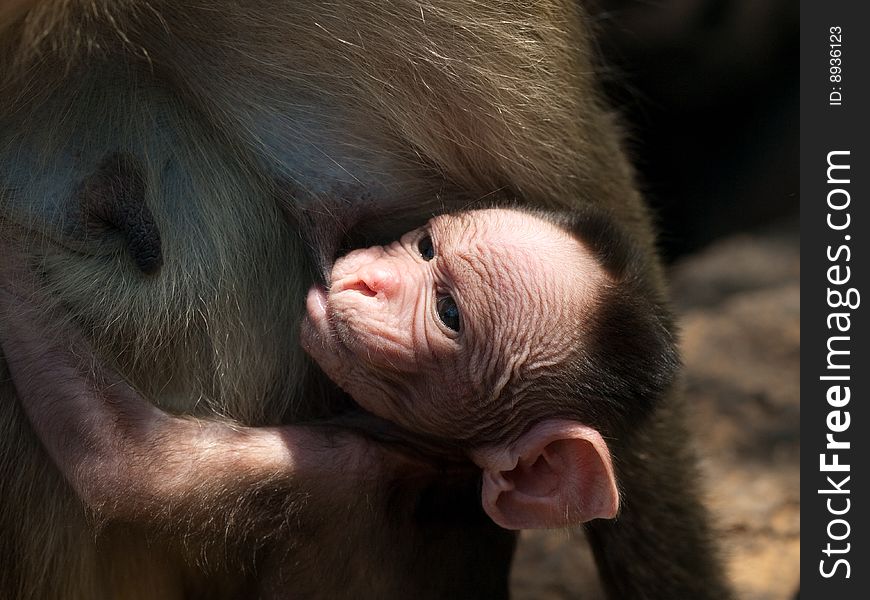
[300,284,331,355]
[328,257,353,285]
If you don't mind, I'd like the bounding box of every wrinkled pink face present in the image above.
[300,208,605,438]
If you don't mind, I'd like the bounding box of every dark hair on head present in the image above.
[416,202,680,448]
[538,204,680,437]
[462,203,681,446]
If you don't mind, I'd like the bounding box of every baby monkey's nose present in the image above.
[356,262,400,298]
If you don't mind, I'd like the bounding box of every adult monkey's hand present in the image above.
[0,245,426,540]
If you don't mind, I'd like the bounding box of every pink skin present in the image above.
[1,209,620,532]
[0,244,411,528]
[302,208,602,435]
[301,208,620,528]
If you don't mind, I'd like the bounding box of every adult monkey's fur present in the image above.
[0,1,731,599]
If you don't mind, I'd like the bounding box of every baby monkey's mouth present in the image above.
[300,282,353,364]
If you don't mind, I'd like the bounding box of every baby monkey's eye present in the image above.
[436,295,461,332]
[418,235,435,261]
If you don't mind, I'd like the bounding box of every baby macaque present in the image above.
[301,206,676,529]
[0,206,678,532]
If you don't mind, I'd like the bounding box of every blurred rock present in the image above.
[511,223,800,599]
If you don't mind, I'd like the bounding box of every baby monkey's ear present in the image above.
[472,420,619,530]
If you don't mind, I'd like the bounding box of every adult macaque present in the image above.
[0,1,732,599]
[6,206,679,532]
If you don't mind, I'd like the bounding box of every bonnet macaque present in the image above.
[1,1,731,598]
[2,206,677,532]
[302,206,679,528]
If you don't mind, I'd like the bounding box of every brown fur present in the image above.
[1,2,729,598]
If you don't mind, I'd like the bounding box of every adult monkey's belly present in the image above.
[0,1,730,598]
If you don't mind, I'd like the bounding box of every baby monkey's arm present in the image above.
[0,265,419,544]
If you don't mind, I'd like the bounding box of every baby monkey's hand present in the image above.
[0,253,427,540]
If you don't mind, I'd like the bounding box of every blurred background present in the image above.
[512,1,800,598]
